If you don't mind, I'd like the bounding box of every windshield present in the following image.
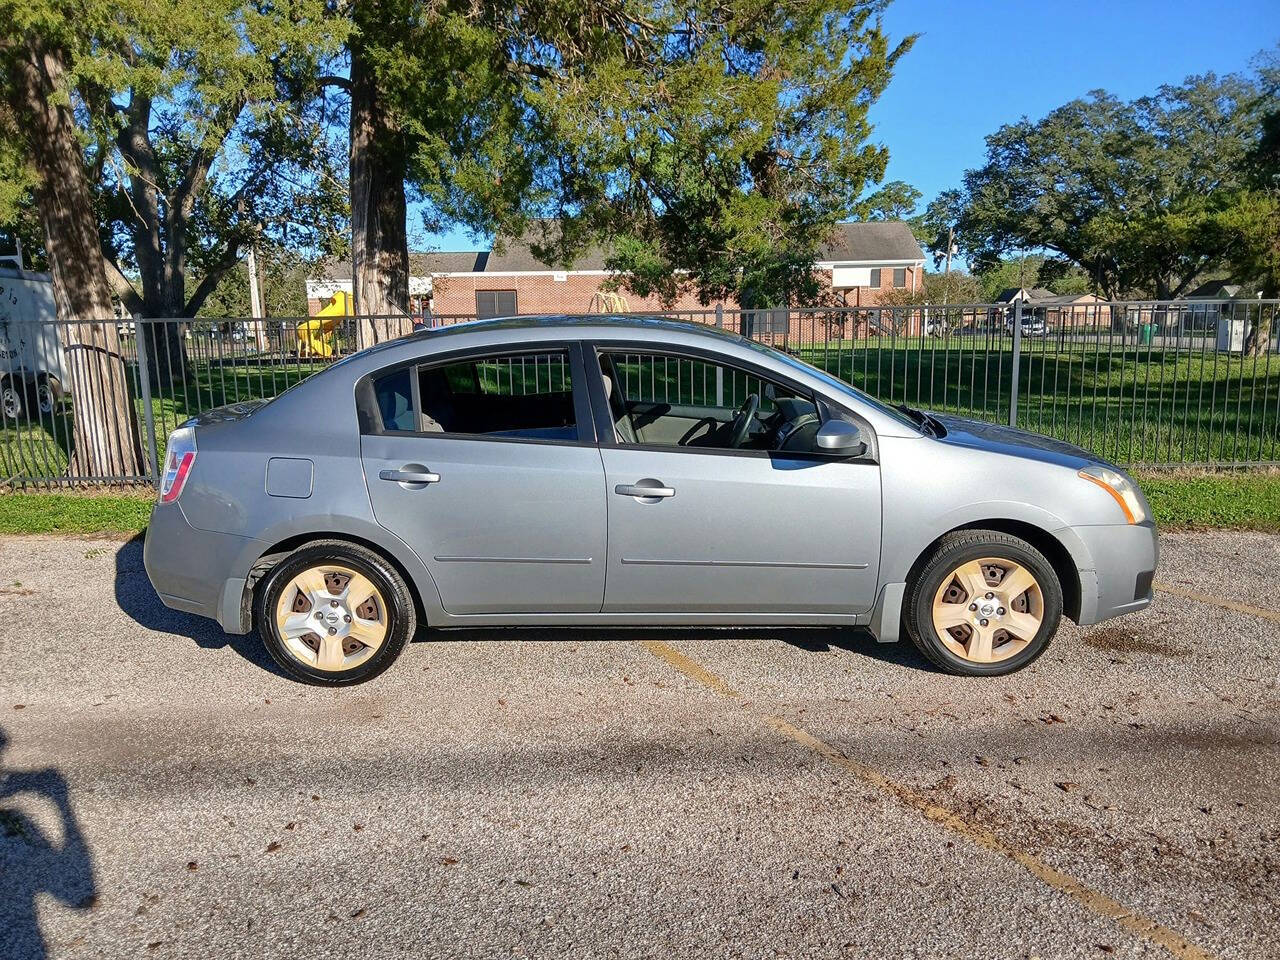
[738,338,924,431]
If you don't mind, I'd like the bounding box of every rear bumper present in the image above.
[1073,521,1159,625]
[143,502,263,632]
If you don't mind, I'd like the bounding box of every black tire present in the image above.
[255,540,416,686]
[35,374,61,415]
[904,529,1062,676]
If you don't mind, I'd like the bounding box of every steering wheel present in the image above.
[728,393,760,449]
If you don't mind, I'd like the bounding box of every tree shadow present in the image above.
[0,728,97,960]
[112,533,284,677]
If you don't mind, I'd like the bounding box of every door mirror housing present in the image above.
[815,419,866,456]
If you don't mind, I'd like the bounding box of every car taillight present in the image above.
[159,426,197,503]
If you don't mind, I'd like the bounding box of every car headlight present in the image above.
[1077,465,1147,524]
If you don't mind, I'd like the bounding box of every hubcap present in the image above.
[274,565,388,672]
[931,558,1043,663]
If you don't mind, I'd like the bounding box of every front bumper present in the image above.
[144,502,263,631]
[1072,521,1159,625]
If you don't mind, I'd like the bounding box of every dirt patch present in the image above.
[1083,627,1190,658]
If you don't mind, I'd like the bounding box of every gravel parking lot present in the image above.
[1,531,1278,960]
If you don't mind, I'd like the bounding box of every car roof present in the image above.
[355,313,748,363]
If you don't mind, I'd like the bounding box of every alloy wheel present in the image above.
[931,557,1044,663]
[273,564,388,671]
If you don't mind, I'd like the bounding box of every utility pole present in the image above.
[941,225,954,306]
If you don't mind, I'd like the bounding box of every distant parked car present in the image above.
[145,315,1157,685]
[0,266,66,422]
[1006,315,1047,337]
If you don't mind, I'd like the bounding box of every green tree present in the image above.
[958,70,1272,301]
[2,0,346,399]
[527,2,917,309]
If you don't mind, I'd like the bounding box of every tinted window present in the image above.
[373,368,416,431]
[419,351,576,440]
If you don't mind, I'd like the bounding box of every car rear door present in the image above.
[359,342,607,616]
[590,346,882,616]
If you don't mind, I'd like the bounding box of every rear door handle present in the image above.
[379,468,440,485]
[614,480,675,499]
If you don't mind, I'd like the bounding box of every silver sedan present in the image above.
[144,316,1157,685]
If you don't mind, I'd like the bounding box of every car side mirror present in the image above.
[815,419,866,456]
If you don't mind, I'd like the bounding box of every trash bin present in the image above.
[1139,322,1155,345]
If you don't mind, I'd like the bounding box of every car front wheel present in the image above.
[255,540,415,686]
[905,530,1063,676]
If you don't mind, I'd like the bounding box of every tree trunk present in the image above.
[9,39,144,480]
[116,98,193,390]
[349,37,413,351]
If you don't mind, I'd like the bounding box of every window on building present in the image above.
[475,290,517,319]
[869,268,881,288]
[892,268,907,288]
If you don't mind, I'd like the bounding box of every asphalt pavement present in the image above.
[1,530,1277,960]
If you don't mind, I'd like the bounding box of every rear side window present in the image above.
[371,350,578,441]
[373,368,416,431]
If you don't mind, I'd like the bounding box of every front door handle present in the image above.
[379,467,440,485]
[615,480,675,500]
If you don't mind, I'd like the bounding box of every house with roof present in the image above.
[991,287,1106,329]
[305,221,925,320]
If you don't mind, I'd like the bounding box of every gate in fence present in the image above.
[1,300,1277,488]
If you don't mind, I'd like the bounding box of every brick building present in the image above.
[305,221,925,319]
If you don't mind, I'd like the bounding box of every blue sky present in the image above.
[417,0,1279,252]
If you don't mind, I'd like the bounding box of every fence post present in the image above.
[133,320,161,483]
[1008,299,1023,428]
[714,303,723,329]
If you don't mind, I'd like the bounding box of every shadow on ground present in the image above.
[112,533,283,677]
[0,728,96,960]
[112,532,938,676]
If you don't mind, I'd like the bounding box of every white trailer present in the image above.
[0,266,67,420]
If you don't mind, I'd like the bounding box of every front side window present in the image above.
[372,350,578,441]
[600,350,823,454]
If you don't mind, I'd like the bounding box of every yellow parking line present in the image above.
[1154,581,1280,624]
[640,639,1217,960]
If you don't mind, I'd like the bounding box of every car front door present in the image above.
[592,347,882,616]
[359,343,607,616]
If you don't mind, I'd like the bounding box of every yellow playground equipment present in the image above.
[299,290,352,357]
[588,290,629,313]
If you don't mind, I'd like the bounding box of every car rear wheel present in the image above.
[256,541,415,686]
[905,530,1062,676]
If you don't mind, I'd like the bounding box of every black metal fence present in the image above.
[1,299,1277,488]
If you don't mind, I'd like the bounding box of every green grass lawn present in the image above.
[1,470,1278,535]
[0,491,155,535]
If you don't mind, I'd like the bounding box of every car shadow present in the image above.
[423,624,942,672]
[112,533,285,678]
[0,728,97,960]
[113,533,937,677]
